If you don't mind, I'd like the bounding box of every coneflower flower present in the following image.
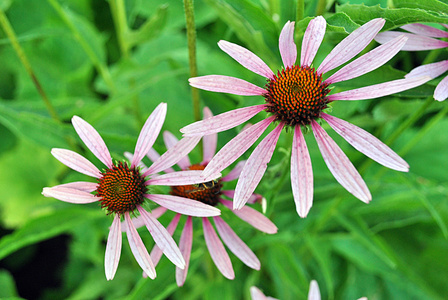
[182,16,431,217]
[42,103,220,280]
[375,23,448,101]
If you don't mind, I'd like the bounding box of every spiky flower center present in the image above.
[170,164,222,207]
[264,65,330,126]
[96,161,147,214]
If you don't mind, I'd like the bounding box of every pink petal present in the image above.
[137,206,185,269]
[55,181,98,193]
[218,40,274,79]
[308,280,321,300]
[146,194,221,217]
[202,116,274,178]
[51,148,101,178]
[220,199,277,234]
[189,75,266,96]
[406,60,448,80]
[124,212,156,279]
[434,74,448,101]
[176,216,193,287]
[328,76,431,101]
[144,136,201,176]
[233,123,284,210]
[202,218,234,279]
[163,131,191,169]
[221,160,246,182]
[311,121,371,202]
[105,215,122,280]
[42,186,98,204]
[181,104,266,137]
[124,151,148,171]
[214,216,260,269]
[250,286,269,300]
[375,31,448,51]
[279,21,297,68]
[326,35,408,84]
[322,113,409,171]
[317,18,385,74]
[121,207,168,232]
[291,126,314,218]
[71,116,113,169]
[301,16,326,67]
[202,107,218,164]
[402,23,448,38]
[132,103,167,168]
[146,170,220,186]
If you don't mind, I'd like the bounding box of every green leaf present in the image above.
[393,0,448,14]
[0,270,20,298]
[126,4,168,48]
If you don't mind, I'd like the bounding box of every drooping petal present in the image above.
[150,214,181,267]
[176,216,193,287]
[71,116,112,169]
[434,74,448,101]
[42,186,98,204]
[214,216,260,270]
[375,31,448,51]
[121,207,168,232]
[202,107,218,164]
[137,206,185,269]
[220,200,277,234]
[322,113,409,171]
[124,212,156,279]
[51,148,101,178]
[317,18,385,75]
[202,116,275,178]
[146,170,220,186]
[105,215,122,280]
[202,218,235,279]
[279,21,297,68]
[55,181,98,193]
[234,123,284,210]
[406,59,448,80]
[163,131,191,169]
[402,23,448,38]
[291,126,314,218]
[328,76,431,101]
[180,104,266,137]
[144,136,201,176]
[146,194,220,217]
[132,103,167,168]
[326,35,408,84]
[218,40,274,79]
[308,280,321,300]
[311,121,371,203]
[301,16,326,67]
[221,160,246,182]
[189,75,266,95]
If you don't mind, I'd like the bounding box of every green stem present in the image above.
[296,0,304,22]
[109,0,129,59]
[0,9,60,121]
[316,0,327,16]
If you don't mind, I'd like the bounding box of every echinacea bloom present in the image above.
[125,107,277,285]
[42,103,221,280]
[375,23,448,101]
[182,16,431,217]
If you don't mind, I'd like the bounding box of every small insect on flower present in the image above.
[187,179,221,195]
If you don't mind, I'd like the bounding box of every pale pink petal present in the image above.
[218,40,274,79]
[221,160,246,182]
[202,218,234,279]
[146,194,221,217]
[42,186,98,204]
[55,181,97,193]
[311,121,371,202]
[301,16,326,67]
[105,215,122,280]
[132,103,167,168]
[163,131,191,169]
[71,116,113,169]
[326,35,408,84]
[328,76,431,101]
[222,190,263,205]
[180,104,266,137]
[234,123,284,210]
[124,212,156,279]
[144,136,201,176]
[322,113,409,171]
[176,216,193,286]
[443,24,448,30]
[317,18,385,74]
[214,216,260,269]
[121,207,168,232]
[308,280,321,300]
[146,148,160,163]
[291,126,313,218]
[202,116,275,178]
[279,21,297,68]
[375,31,448,50]
[406,60,448,79]
[221,199,277,234]
[137,207,185,269]
[51,148,101,178]
[202,107,218,164]
[124,151,148,171]
[250,286,268,300]
[434,74,448,101]
[146,170,220,186]
[402,23,448,38]
[189,75,266,96]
